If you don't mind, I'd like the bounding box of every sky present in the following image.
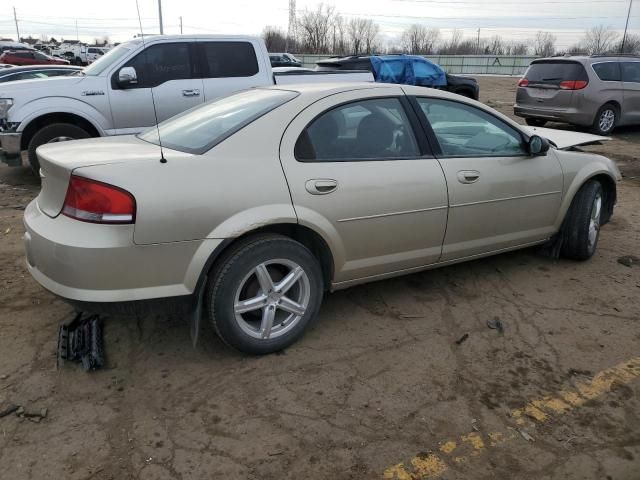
[0,0,638,50]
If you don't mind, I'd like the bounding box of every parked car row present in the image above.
[0,49,70,66]
[0,65,82,83]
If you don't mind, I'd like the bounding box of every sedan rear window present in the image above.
[524,61,588,87]
[139,89,298,154]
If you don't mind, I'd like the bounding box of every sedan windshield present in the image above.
[139,89,298,154]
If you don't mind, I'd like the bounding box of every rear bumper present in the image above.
[0,132,22,166]
[23,199,223,303]
[513,105,593,126]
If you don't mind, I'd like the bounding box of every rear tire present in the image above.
[525,118,547,127]
[560,180,604,261]
[206,234,324,355]
[27,123,91,173]
[591,103,617,135]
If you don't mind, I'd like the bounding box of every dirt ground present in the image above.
[1,76,639,480]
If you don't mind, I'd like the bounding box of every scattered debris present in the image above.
[0,404,19,418]
[486,317,505,334]
[518,429,535,442]
[398,314,427,319]
[455,333,469,345]
[617,255,639,267]
[471,418,480,432]
[57,313,105,371]
[0,374,8,380]
[12,205,26,211]
[4,227,11,234]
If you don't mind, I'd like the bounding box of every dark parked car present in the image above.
[0,65,82,83]
[0,50,70,66]
[269,53,303,68]
[315,54,480,99]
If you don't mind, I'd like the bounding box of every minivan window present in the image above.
[524,61,588,87]
[593,62,621,81]
[139,89,297,154]
[621,62,640,83]
[201,42,259,78]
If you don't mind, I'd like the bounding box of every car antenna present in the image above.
[135,0,167,164]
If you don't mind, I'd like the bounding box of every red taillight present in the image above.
[559,80,588,90]
[518,78,529,87]
[62,175,136,224]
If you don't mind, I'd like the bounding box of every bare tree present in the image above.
[400,24,440,54]
[485,35,505,55]
[347,18,369,55]
[363,20,380,54]
[618,33,640,54]
[262,26,287,52]
[582,24,619,54]
[297,3,337,54]
[533,31,556,57]
[507,42,529,55]
[438,29,463,54]
[330,15,348,55]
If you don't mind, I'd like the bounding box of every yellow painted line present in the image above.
[383,356,640,479]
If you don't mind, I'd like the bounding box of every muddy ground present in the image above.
[1,76,639,480]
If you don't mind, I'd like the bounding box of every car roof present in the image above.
[0,65,81,75]
[534,55,640,64]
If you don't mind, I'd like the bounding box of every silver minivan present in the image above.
[514,56,640,135]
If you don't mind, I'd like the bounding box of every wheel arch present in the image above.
[20,112,101,150]
[556,169,617,229]
[194,223,337,297]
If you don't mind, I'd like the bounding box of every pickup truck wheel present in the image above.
[206,234,323,355]
[560,180,603,261]
[591,103,617,135]
[27,123,90,173]
[525,118,547,127]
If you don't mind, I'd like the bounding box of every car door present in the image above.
[413,96,563,261]
[621,61,640,124]
[279,88,449,283]
[196,40,268,103]
[108,42,204,134]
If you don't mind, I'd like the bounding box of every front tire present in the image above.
[560,180,604,261]
[591,103,617,135]
[27,123,91,173]
[206,235,324,354]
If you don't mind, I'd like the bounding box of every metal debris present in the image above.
[487,317,505,334]
[518,429,535,442]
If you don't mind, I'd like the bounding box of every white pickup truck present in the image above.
[0,35,372,171]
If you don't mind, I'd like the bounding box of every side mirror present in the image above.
[528,135,550,156]
[118,66,138,87]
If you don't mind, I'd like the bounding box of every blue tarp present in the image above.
[369,55,448,87]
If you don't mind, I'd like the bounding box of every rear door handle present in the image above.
[305,179,338,195]
[182,89,201,97]
[457,170,480,184]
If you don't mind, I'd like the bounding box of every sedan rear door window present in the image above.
[417,98,526,157]
[295,98,420,161]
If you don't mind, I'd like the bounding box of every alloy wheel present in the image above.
[233,259,310,340]
[599,109,615,133]
[588,192,602,251]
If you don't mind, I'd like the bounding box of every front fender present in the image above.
[553,161,618,230]
[15,98,110,136]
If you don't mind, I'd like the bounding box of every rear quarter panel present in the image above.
[73,112,297,246]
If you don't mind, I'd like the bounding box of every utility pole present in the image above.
[286,0,296,52]
[621,0,633,53]
[179,16,183,34]
[476,28,481,54]
[158,0,164,35]
[13,7,20,42]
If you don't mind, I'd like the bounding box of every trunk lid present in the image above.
[516,60,588,109]
[36,135,163,217]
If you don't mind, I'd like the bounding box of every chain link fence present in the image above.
[296,54,538,76]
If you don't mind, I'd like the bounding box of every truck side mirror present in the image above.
[118,66,138,87]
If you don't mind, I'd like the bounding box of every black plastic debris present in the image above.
[455,333,469,345]
[57,313,105,371]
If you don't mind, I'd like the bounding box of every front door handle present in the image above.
[182,89,201,97]
[457,170,480,184]
[305,179,338,195]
